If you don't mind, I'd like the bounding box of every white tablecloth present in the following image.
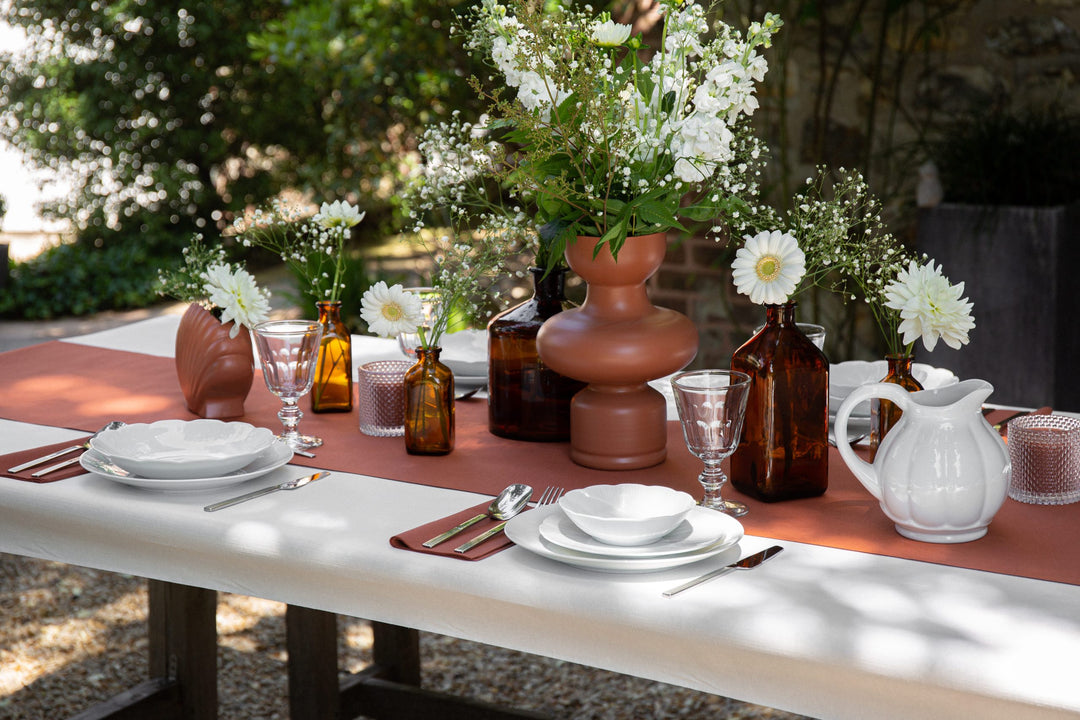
[1,316,1078,720]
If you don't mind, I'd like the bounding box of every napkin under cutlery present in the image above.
[2,437,93,483]
[391,502,518,561]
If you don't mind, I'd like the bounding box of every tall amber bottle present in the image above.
[730,303,829,501]
[404,346,454,455]
[488,267,585,441]
[311,300,353,413]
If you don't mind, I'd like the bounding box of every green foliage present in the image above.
[0,0,303,240]
[0,239,164,319]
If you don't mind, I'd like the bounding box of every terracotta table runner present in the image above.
[4,341,1079,586]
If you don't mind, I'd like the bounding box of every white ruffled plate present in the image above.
[829,361,959,416]
[539,506,741,559]
[80,441,293,492]
[89,419,275,479]
[506,506,743,573]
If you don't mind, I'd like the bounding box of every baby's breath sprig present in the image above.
[233,198,364,305]
[779,166,918,355]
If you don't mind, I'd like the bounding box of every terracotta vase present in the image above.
[175,303,255,419]
[536,233,698,470]
[488,266,585,442]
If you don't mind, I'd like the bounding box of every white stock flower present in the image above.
[731,230,806,305]
[360,281,423,338]
[203,264,271,338]
[591,20,631,47]
[884,260,975,351]
[313,200,365,229]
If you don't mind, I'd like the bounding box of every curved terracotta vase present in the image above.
[175,304,255,419]
[536,233,699,469]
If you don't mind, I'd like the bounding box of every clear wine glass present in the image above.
[671,369,752,516]
[254,320,324,451]
[397,286,442,360]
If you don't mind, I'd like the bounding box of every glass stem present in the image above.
[278,397,302,444]
[699,460,729,509]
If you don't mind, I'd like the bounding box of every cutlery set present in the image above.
[423,485,564,553]
[8,421,126,478]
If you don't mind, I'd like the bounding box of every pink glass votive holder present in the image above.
[1007,414,1080,505]
[358,360,412,437]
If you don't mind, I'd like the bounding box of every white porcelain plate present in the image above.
[829,361,959,416]
[539,506,742,559]
[506,506,743,573]
[89,419,275,479]
[80,441,293,492]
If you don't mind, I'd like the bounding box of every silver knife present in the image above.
[662,545,784,597]
[9,445,83,474]
[203,471,330,512]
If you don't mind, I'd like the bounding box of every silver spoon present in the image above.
[422,483,533,548]
[27,421,127,477]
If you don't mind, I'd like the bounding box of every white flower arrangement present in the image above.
[460,0,780,261]
[731,167,975,356]
[234,198,365,304]
[158,234,271,338]
[360,281,422,339]
[731,230,806,305]
[884,260,975,352]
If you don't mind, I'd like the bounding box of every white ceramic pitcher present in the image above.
[834,379,1010,543]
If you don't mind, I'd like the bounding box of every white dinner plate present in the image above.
[539,506,741,559]
[80,441,293,492]
[455,375,487,395]
[506,505,743,573]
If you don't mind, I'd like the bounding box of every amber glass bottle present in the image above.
[730,303,829,501]
[869,353,923,460]
[488,267,585,441]
[404,346,455,455]
[311,301,353,413]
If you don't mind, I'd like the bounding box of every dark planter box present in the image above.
[916,203,1080,412]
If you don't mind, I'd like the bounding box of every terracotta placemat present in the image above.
[3,341,1079,585]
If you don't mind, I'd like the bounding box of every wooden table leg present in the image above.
[286,604,339,720]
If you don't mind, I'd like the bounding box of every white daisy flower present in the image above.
[313,200,366,229]
[591,19,632,48]
[360,281,423,338]
[203,264,271,338]
[731,230,806,305]
[884,260,975,351]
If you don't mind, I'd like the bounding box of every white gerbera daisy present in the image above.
[591,19,632,48]
[313,200,366,229]
[360,281,423,338]
[884,260,975,351]
[731,230,806,305]
[203,264,272,338]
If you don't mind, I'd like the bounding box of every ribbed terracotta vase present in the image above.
[175,304,255,419]
[536,233,698,470]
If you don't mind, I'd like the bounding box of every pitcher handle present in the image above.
[834,382,914,502]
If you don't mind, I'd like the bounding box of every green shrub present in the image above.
[0,240,168,319]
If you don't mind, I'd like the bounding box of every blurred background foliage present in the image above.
[0,0,1075,326]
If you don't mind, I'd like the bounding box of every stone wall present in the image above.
[653,0,1080,369]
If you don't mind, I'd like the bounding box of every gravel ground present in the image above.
[0,554,814,720]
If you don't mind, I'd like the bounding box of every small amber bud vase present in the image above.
[869,353,923,460]
[404,346,455,455]
[311,300,353,413]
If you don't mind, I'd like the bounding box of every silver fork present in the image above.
[454,485,564,553]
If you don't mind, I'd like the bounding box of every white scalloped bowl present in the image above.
[558,484,696,547]
[90,419,275,479]
[829,361,959,416]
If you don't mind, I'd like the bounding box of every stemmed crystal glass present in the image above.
[254,320,324,451]
[397,286,442,360]
[671,369,752,516]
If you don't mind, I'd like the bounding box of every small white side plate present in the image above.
[506,506,743,573]
[539,507,740,559]
[80,441,293,492]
